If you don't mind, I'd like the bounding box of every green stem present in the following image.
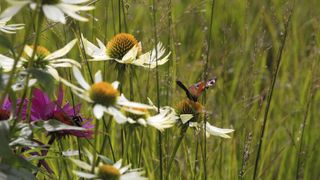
[202,1,215,178]
[150,0,163,178]
[14,8,43,127]
[118,0,121,32]
[166,125,188,179]
[91,118,100,173]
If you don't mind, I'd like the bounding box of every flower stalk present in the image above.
[166,124,188,178]
[15,5,44,126]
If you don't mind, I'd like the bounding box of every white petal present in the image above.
[121,46,139,63]
[27,79,37,87]
[42,5,66,24]
[46,39,77,60]
[0,54,15,71]
[57,4,93,22]
[70,158,92,171]
[119,165,130,174]
[23,45,33,58]
[46,66,60,80]
[97,38,106,51]
[62,0,90,4]
[117,94,153,109]
[205,122,234,138]
[180,114,193,124]
[73,171,97,179]
[105,107,128,124]
[113,159,122,169]
[59,77,87,96]
[73,66,90,90]
[94,70,102,83]
[93,104,105,119]
[137,118,147,126]
[147,108,177,131]
[120,171,147,180]
[81,35,108,60]
[50,58,81,68]
[111,81,119,90]
[0,17,12,22]
[0,2,28,19]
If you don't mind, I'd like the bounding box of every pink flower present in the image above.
[0,97,28,121]
[31,87,94,138]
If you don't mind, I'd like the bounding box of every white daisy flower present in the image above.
[124,101,179,132]
[60,66,157,124]
[71,151,147,180]
[0,17,24,34]
[0,0,94,24]
[176,99,234,138]
[81,33,171,69]
[0,39,80,80]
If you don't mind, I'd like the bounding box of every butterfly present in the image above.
[176,77,217,102]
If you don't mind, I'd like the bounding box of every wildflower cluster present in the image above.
[0,1,234,179]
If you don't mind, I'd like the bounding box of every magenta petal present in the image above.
[57,84,64,107]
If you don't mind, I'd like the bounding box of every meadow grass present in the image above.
[0,0,320,179]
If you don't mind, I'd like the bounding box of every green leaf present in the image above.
[0,34,13,51]
[28,68,55,96]
[0,164,36,180]
[0,121,13,156]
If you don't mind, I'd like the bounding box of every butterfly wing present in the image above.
[176,80,197,101]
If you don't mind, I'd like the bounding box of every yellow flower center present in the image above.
[98,164,121,180]
[176,99,204,123]
[106,33,139,60]
[22,45,51,69]
[89,82,119,107]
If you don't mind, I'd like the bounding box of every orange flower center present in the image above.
[176,99,204,123]
[106,33,139,60]
[98,164,120,180]
[89,82,119,107]
[22,45,51,69]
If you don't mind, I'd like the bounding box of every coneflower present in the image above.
[81,33,170,69]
